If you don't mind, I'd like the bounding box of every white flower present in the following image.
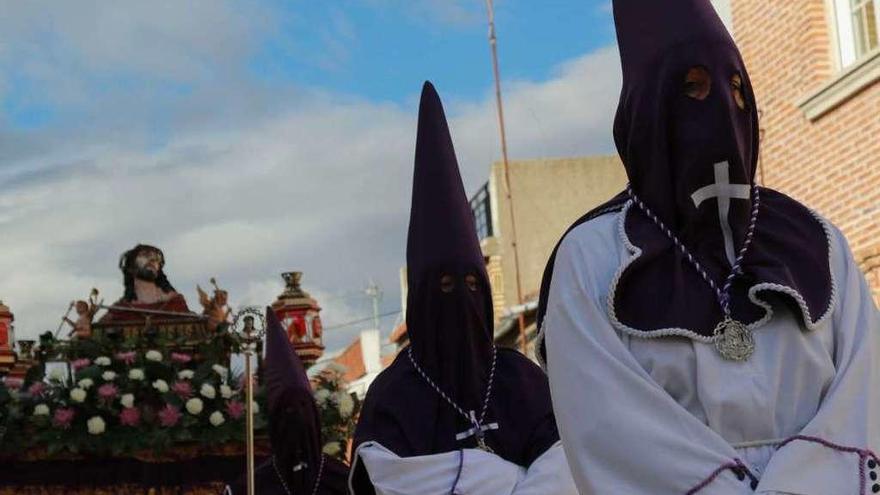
[185,398,204,415]
[337,392,354,418]
[152,379,169,393]
[145,350,163,362]
[33,404,50,416]
[70,388,87,403]
[128,368,145,381]
[200,383,216,399]
[322,442,341,456]
[102,371,116,381]
[209,411,225,427]
[220,384,233,399]
[121,393,135,408]
[212,364,227,377]
[314,389,331,405]
[87,416,106,435]
[48,368,66,382]
[94,356,111,367]
[177,370,195,380]
[77,378,94,390]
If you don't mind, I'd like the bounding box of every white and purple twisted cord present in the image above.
[407,345,497,428]
[626,183,761,317]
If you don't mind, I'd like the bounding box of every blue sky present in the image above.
[3,1,616,131]
[248,1,615,102]
[0,1,622,353]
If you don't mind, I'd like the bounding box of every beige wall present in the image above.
[483,156,627,312]
[731,0,880,303]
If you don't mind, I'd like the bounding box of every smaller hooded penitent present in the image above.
[264,308,323,490]
[227,309,348,495]
[351,82,561,493]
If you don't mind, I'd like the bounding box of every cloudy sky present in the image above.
[0,0,621,353]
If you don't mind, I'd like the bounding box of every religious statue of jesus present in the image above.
[99,244,193,323]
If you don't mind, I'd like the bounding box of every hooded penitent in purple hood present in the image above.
[351,82,559,492]
[227,309,348,495]
[537,0,833,353]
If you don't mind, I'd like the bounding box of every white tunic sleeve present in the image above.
[511,441,578,495]
[543,219,756,494]
[350,441,576,495]
[755,229,880,495]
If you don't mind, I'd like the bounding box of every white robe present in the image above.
[349,441,578,495]
[541,206,879,494]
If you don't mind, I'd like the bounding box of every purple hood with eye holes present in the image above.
[536,0,833,355]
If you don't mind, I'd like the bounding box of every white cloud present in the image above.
[0,0,271,82]
[0,4,621,351]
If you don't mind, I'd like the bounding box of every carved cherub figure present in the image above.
[65,289,101,339]
[197,278,231,331]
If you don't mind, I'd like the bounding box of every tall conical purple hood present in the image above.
[612,0,759,229]
[264,307,322,492]
[265,309,312,404]
[614,0,736,83]
[406,81,488,283]
[405,81,494,378]
[350,84,561,488]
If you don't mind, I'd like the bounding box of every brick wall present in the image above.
[731,0,880,303]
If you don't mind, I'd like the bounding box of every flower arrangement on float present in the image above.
[312,362,361,461]
[0,332,360,462]
[0,331,267,458]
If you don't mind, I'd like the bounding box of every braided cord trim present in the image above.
[407,345,497,429]
[626,182,761,316]
[272,454,326,495]
[776,435,879,495]
[686,458,757,494]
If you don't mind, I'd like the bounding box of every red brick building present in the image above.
[716,0,879,302]
[329,329,394,398]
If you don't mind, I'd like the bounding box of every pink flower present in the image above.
[97,383,118,401]
[170,352,192,364]
[158,404,182,427]
[119,407,140,427]
[71,359,91,371]
[4,377,24,389]
[172,381,192,399]
[28,381,46,397]
[226,400,245,420]
[52,408,75,429]
[115,351,137,365]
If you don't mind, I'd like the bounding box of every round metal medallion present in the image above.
[713,317,754,361]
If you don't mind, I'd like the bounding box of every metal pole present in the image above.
[245,346,255,495]
[485,0,528,354]
[365,281,382,330]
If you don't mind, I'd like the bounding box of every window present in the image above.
[834,0,880,67]
[470,182,493,241]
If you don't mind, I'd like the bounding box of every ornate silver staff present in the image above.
[231,306,266,495]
